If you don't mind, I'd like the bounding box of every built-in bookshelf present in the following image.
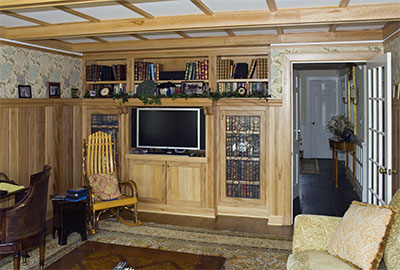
[225,115,261,199]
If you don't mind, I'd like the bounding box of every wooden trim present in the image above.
[383,21,400,40]
[265,0,277,12]
[175,31,191,38]
[1,10,49,26]
[224,29,235,37]
[88,36,107,43]
[329,25,337,32]
[130,34,147,41]
[1,0,113,10]
[339,0,350,8]
[384,30,400,46]
[5,4,399,40]
[116,0,154,19]
[56,6,100,22]
[74,30,382,53]
[0,40,79,58]
[190,0,213,16]
[21,39,76,52]
[276,27,283,35]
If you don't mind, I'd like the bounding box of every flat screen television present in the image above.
[132,108,204,151]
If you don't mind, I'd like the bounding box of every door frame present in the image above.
[284,51,381,222]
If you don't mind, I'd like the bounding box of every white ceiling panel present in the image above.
[68,3,143,20]
[132,0,203,16]
[186,30,228,37]
[0,14,39,27]
[202,0,267,12]
[16,9,88,24]
[276,0,339,9]
[284,26,330,33]
[60,38,99,43]
[140,32,183,39]
[336,23,385,31]
[233,28,277,35]
[349,0,400,5]
[98,35,140,42]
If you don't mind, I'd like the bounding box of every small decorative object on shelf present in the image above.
[18,85,32,98]
[327,114,352,139]
[71,88,80,98]
[182,81,205,95]
[48,82,61,98]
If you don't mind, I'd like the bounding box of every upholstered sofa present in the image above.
[287,189,400,270]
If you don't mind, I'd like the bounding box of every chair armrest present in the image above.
[119,180,138,198]
[292,214,342,254]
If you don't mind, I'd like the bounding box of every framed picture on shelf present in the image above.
[182,81,204,95]
[48,82,61,98]
[89,90,96,97]
[71,88,80,98]
[18,85,32,98]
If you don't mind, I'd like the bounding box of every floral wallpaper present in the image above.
[269,45,383,98]
[384,34,400,84]
[0,44,82,98]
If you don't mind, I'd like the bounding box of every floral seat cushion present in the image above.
[88,172,121,201]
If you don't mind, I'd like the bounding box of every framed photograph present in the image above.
[182,81,204,95]
[48,82,61,98]
[18,85,32,98]
[71,88,80,98]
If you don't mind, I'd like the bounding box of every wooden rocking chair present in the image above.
[83,131,141,234]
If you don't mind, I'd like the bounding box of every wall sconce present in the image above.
[350,88,359,105]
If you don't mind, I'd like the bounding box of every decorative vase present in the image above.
[342,132,351,142]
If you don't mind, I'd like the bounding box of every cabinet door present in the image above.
[128,160,165,204]
[220,111,266,205]
[166,161,206,207]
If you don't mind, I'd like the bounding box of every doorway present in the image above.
[292,62,362,218]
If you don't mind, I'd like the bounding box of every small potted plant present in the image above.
[327,114,353,142]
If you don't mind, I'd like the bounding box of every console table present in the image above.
[329,137,356,191]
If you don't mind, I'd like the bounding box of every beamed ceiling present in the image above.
[0,0,399,54]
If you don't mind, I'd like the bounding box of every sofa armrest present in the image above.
[292,214,342,254]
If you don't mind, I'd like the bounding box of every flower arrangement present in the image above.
[327,114,352,136]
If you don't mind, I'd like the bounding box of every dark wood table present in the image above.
[47,241,226,269]
[329,137,356,191]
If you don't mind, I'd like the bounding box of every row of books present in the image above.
[217,82,268,95]
[226,160,260,181]
[52,187,88,202]
[255,58,268,79]
[226,115,260,133]
[86,64,127,81]
[184,60,209,80]
[226,135,260,158]
[217,58,268,80]
[134,62,162,81]
[226,183,260,199]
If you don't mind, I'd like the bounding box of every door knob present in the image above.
[379,168,387,174]
[312,122,315,125]
[389,169,397,175]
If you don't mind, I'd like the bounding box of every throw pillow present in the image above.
[327,201,398,270]
[88,172,121,201]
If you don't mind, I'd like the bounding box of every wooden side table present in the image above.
[52,198,88,245]
[329,137,356,191]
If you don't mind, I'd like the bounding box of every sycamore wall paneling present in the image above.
[384,34,400,83]
[269,45,384,98]
[0,44,82,98]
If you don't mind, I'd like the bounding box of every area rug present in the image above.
[0,220,292,270]
[300,158,319,174]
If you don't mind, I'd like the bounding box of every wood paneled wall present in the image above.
[393,98,400,194]
[0,100,83,218]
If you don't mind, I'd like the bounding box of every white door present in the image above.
[292,69,300,206]
[367,53,393,205]
[308,79,338,158]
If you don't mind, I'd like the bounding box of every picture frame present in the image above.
[182,81,204,95]
[71,88,80,98]
[48,82,61,98]
[18,85,32,98]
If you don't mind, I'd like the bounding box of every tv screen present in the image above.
[135,108,201,150]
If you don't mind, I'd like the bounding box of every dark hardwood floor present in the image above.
[298,158,360,217]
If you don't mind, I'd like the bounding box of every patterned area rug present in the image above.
[0,220,292,269]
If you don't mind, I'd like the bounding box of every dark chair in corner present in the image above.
[0,165,51,270]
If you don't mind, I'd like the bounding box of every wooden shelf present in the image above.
[86,81,127,84]
[217,79,268,83]
[134,80,209,84]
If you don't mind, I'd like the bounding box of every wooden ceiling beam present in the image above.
[116,0,154,19]
[71,30,383,53]
[224,29,236,37]
[5,4,398,40]
[329,25,337,32]
[0,26,8,37]
[56,6,100,22]
[190,0,213,16]
[276,27,283,35]
[266,0,277,12]
[24,39,75,51]
[382,21,400,40]
[1,10,49,26]
[176,31,191,38]
[339,0,351,8]
[130,34,147,41]
[88,36,107,43]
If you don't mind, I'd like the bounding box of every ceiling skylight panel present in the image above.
[0,14,39,27]
[201,0,267,12]
[140,32,183,39]
[16,9,88,24]
[284,26,330,33]
[98,35,140,42]
[336,23,385,31]
[132,0,203,16]
[349,0,400,5]
[60,38,100,43]
[68,3,143,20]
[275,0,339,9]
[186,30,228,37]
[233,28,277,35]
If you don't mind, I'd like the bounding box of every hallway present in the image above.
[298,159,361,217]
